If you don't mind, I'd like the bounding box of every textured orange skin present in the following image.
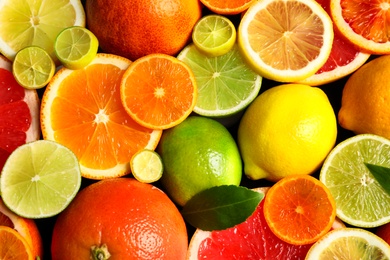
[51,178,188,259]
[85,0,202,61]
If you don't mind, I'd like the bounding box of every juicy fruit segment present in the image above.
[0,140,82,218]
[41,53,162,179]
[120,54,197,130]
[238,0,334,82]
[305,228,390,259]
[320,134,390,228]
[0,226,34,260]
[200,0,256,15]
[157,116,242,206]
[0,0,86,61]
[130,149,163,183]
[12,46,56,89]
[238,84,337,182]
[51,178,188,259]
[0,55,40,170]
[54,26,99,70]
[264,175,336,245]
[177,44,262,118]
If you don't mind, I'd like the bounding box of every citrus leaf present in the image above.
[364,163,390,196]
[181,185,263,231]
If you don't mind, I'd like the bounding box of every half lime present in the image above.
[130,149,163,183]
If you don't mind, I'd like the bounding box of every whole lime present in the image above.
[157,116,242,206]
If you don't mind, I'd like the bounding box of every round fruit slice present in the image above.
[200,0,256,15]
[0,0,85,62]
[130,149,163,183]
[0,226,34,260]
[177,44,262,118]
[54,26,99,70]
[263,174,336,245]
[330,0,390,54]
[305,228,390,259]
[0,140,82,218]
[41,53,162,179]
[120,53,197,130]
[192,15,236,57]
[320,134,390,228]
[12,46,56,89]
[0,55,40,171]
[238,0,334,82]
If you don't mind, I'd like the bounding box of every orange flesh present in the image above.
[0,227,33,259]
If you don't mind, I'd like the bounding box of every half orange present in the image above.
[41,53,162,179]
[120,54,197,130]
[200,0,256,15]
[0,226,34,260]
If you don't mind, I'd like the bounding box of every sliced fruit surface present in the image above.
[0,0,86,62]
[41,53,162,179]
[0,226,34,260]
[305,228,390,259]
[0,140,82,218]
[130,149,163,183]
[263,174,336,245]
[120,54,197,130]
[200,0,256,15]
[320,134,390,228]
[0,55,40,171]
[177,44,261,117]
[238,0,334,82]
[330,0,390,54]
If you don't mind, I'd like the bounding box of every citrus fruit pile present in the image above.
[1,0,390,258]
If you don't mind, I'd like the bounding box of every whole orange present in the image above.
[376,222,390,245]
[85,0,202,61]
[51,178,188,259]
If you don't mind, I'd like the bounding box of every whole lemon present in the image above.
[338,55,390,139]
[157,116,242,206]
[237,84,337,182]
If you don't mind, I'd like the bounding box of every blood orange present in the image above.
[0,55,40,170]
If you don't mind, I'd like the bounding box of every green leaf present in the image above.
[364,162,390,196]
[181,185,263,231]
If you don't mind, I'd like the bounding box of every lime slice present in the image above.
[130,149,163,183]
[305,228,390,259]
[54,26,99,70]
[320,134,390,228]
[177,43,262,118]
[192,14,236,57]
[12,46,55,89]
[0,140,82,218]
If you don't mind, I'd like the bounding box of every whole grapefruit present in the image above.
[51,178,188,259]
[85,0,202,61]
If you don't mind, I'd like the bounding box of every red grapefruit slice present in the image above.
[0,55,40,170]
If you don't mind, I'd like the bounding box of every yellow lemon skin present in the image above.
[237,84,337,182]
[338,55,390,140]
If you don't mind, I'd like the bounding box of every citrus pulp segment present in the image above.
[0,226,34,260]
[41,53,162,179]
[130,149,163,183]
[0,0,86,62]
[0,140,82,219]
[54,26,99,70]
[0,55,40,170]
[120,53,197,130]
[238,0,334,82]
[177,44,262,118]
[12,46,55,89]
[192,15,237,57]
[200,0,256,15]
[330,0,390,54]
[305,228,390,259]
[320,134,390,228]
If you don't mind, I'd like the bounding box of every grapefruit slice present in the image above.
[0,55,40,170]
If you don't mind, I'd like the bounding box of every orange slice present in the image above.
[238,0,334,82]
[0,226,34,260]
[263,174,336,245]
[41,53,162,179]
[330,0,390,54]
[120,54,197,130]
[200,0,256,15]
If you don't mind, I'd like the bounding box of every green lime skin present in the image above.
[157,116,242,206]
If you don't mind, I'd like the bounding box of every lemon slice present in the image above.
[54,26,99,70]
[0,140,82,218]
[192,15,236,57]
[238,0,334,82]
[12,46,55,89]
[130,149,163,183]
